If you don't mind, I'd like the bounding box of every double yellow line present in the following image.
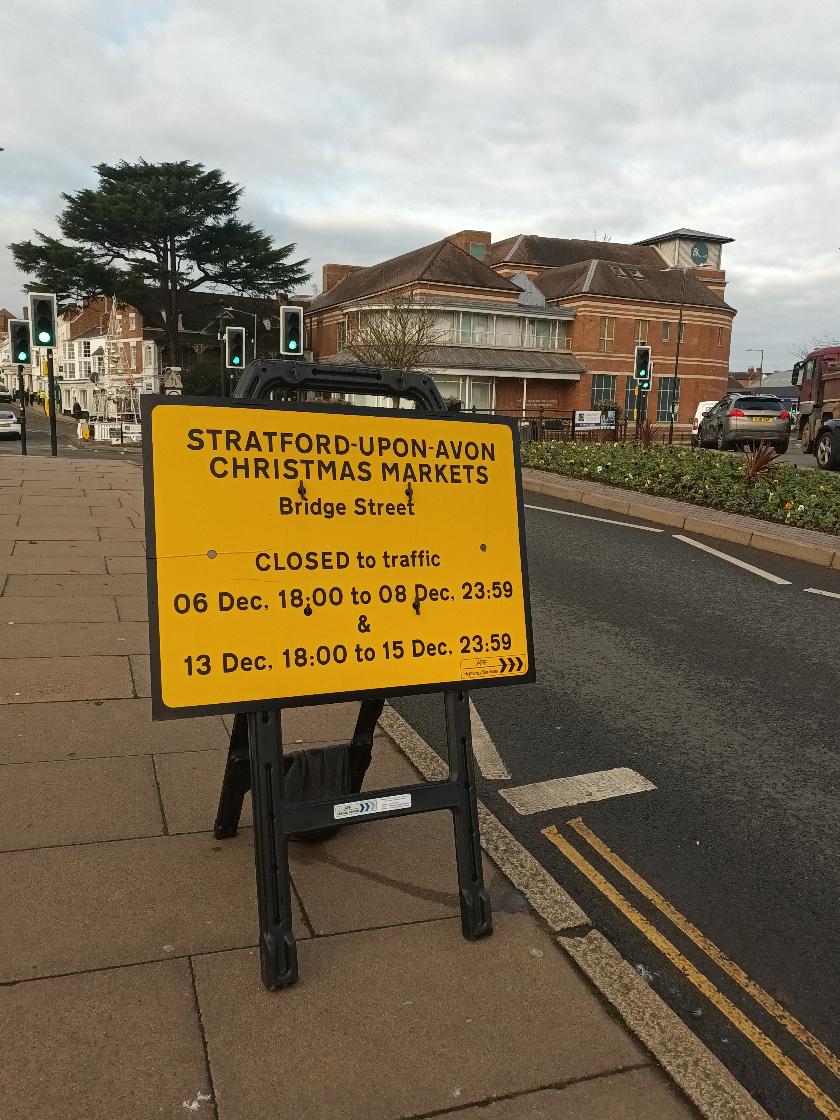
[543,819,840,1120]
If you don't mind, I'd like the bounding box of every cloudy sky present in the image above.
[2,0,838,371]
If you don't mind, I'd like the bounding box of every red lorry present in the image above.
[792,346,840,469]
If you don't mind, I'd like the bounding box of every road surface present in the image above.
[393,491,840,1120]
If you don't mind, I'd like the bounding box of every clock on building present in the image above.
[690,240,709,266]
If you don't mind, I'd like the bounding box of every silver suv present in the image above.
[697,394,791,453]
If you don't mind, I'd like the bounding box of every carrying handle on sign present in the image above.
[233,360,445,413]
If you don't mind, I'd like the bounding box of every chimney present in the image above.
[447,230,492,261]
[322,263,364,293]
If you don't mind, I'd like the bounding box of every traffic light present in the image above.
[225,326,246,369]
[7,320,31,365]
[280,305,304,356]
[27,292,57,348]
[634,344,652,392]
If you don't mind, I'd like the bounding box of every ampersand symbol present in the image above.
[357,615,371,633]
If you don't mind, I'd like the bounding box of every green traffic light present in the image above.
[232,356,241,365]
[38,330,51,343]
[289,340,298,350]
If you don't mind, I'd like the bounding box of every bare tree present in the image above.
[790,335,840,361]
[344,294,446,370]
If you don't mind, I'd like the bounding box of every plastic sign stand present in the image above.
[141,361,535,989]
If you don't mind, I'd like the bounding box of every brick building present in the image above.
[307,227,735,426]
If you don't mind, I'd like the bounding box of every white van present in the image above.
[691,400,719,446]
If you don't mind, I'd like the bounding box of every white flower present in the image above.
[596,466,603,473]
[798,504,805,512]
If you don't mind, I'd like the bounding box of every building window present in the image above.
[116,315,122,332]
[661,321,671,342]
[63,341,75,360]
[454,312,491,345]
[468,243,486,261]
[80,391,87,408]
[656,377,681,422]
[81,361,92,378]
[590,374,617,409]
[66,362,76,378]
[336,320,347,350]
[129,313,136,331]
[82,340,91,358]
[718,326,724,346]
[599,316,615,352]
[678,321,685,343]
[634,319,648,344]
[552,321,569,349]
[130,341,137,368]
[143,344,153,370]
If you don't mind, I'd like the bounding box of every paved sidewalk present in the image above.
[0,457,760,1120]
[523,466,840,568]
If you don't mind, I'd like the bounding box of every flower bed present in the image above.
[521,441,840,535]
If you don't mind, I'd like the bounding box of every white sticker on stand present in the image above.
[334,793,412,820]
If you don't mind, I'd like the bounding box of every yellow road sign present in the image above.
[143,398,534,718]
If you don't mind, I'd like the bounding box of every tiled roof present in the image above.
[535,260,733,311]
[487,235,663,270]
[310,239,520,312]
[327,346,584,375]
[636,228,734,245]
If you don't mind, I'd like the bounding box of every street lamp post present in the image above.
[746,349,764,390]
[224,307,258,360]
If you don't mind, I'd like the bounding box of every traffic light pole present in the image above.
[46,350,58,457]
[16,366,27,456]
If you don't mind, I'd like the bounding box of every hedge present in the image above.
[521,441,840,535]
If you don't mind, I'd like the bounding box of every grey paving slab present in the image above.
[0,830,307,982]
[283,701,367,743]
[289,744,463,933]
[106,554,146,573]
[17,494,123,508]
[131,653,151,695]
[98,525,146,540]
[453,1068,697,1119]
[0,522,100,541]
[0,655,134,703]
[2,572,146,596]
[12,537,145,557]
[0,756,162,850]
[0,554,107,573]
[0,699,228,764]
[116,594,148,621]
[155,747,247,834]
[0,595,118,623]
[0,960,211,1120]
[0,621,150,657]
[17,511,136,526]
[17,477,108,489]
[193,914,645,1120]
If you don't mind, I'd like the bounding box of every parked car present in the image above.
[697,394,791,453]
[0,409,21,440]
[0,389,13,405]
[690,400,719,447]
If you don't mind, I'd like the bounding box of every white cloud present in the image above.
[2,0,840,367]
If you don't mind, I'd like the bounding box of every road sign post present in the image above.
[17,366,27,455]
[142,362,535,989]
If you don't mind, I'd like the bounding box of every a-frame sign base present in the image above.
[214,691,492,990]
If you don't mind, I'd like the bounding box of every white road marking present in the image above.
[673,534,792,586]
[803,587,840,601]
[524,504,664,533]
[500,767,656,815]
[468,698,511,780]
